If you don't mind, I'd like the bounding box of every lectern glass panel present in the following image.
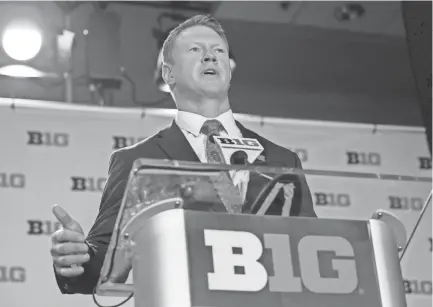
[95,158,431,305]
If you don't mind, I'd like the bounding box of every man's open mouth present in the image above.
[203,68,218,75]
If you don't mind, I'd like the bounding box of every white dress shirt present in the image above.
[175,110,249,201]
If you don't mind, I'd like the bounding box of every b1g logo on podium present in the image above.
[204,230,358,294]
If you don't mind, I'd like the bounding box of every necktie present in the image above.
[200,119,243,213]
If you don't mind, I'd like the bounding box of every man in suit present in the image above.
[50,14,317,295]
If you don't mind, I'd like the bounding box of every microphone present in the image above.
[213,136,264,164]
[213,136,295,216]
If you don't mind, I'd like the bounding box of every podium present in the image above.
[95,159,429,307]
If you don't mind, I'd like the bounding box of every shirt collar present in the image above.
[176,109,241,137]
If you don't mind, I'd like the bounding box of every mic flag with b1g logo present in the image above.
[213,136,264,164]
[183,212,383,307]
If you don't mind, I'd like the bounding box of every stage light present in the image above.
[0,64,57,78]
[1,20,43,61]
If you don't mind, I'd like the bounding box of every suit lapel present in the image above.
[154,120,278,214]
[154,120,200,162]
[235,121,273,213]
[242,172,269,213]
[156,120,265,163]
[154,121,226,212]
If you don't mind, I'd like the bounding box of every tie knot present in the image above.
[200,119,225,136]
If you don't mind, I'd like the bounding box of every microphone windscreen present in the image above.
[230,150,248,165]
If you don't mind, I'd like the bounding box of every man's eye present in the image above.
[215,48,225,53]
[190,47,199,52]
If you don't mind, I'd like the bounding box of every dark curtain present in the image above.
[402,1,432,155]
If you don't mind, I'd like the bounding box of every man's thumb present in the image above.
[52,205,84,234]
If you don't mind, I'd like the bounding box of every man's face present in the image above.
[166,25,231,98]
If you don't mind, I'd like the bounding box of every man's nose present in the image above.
[203,51,217,63]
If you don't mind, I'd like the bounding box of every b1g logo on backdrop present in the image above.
[403,279,432,295]
[27,131,69,147]
[71,176,107,192]
[0,266,26,282]
[346,151,381,166]
[0,172,25,188]
[27,220,60,235]
[314,192,351,207]
[112,136,146,150]
[204,230,358,294]
[388,196,424,211]
[418,157,432,169]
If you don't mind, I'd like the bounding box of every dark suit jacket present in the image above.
[55,120,316,294]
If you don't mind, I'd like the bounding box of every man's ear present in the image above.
[162,63,175,87]
[229,58,235,80]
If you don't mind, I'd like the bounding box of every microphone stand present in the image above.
[399,190,432,261]
[227,149,299,215]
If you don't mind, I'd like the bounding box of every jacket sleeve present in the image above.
[54,150,133,294]
[289,154,317,218]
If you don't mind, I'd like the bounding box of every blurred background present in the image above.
[0,1,429,127]
[0,2,431,307]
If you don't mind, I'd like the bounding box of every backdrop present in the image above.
[0,97,431,307]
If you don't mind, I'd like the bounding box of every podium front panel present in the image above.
[94,159,427,305]
[184,211,382,307]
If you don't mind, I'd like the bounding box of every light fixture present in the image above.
[0,64,57,78]
[1,20,43,61]
[0,3,80,84]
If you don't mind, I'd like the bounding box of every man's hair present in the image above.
[161,14,229,65]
